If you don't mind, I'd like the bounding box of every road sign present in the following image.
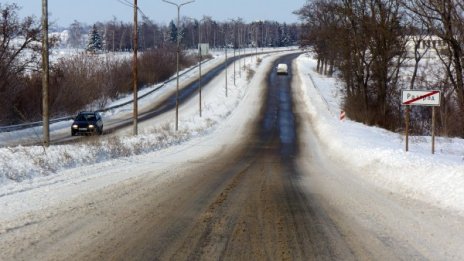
[198,43,209,56]
[401,90,441,106]
[401,89,441,154]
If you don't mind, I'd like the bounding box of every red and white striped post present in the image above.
[340,110,346,121]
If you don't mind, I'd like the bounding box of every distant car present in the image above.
[277,63,288,75]
[71,111,103,136]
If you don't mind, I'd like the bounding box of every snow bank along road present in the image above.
[0,49,278,147]
[1,53,464,260]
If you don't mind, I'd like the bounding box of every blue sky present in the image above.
[15,0,305,27]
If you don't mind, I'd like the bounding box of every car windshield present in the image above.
[76,114,96,121]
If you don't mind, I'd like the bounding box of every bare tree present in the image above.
[0,3,40,124]
[68,20,83,48]
[297,0,408,129]
[404,0,464,136]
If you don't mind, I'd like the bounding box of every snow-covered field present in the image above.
[1,49,464,225]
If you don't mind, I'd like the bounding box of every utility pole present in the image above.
[41,0,49,147]
[199,42,202,117]
[132,0,138,135]
[163,0,195,131]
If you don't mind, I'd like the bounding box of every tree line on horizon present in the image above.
[66,16,299,52]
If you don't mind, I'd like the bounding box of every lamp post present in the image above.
[197,17,207,117]
[231,19,237,86]
[238,26,242,78]
[219,28,229,97]
[162,0,195,131]
[255,24,258,60]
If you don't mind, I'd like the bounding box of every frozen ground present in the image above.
[0,49,463,227]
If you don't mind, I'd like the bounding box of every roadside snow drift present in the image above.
[296,53,464,215]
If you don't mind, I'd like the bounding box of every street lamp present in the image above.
[162,0,195,131]
[197,17,208,117]
[230,19,238,86]
[219,27,229,97]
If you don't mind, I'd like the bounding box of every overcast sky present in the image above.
[15,0,305,27]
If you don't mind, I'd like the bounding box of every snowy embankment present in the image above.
[0,49,280,223]
[0,50,285,195]
[297,53,464,215]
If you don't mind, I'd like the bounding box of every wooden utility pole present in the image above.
[199,43,202,117]
[225,44,228,97]
[133,0,138,135]
[42,0,50,147]
[198,21,202,117]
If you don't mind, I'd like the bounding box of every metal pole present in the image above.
[238,28,241,78]
[233,47,236,86]
[133,0,138,135]
[162,0,195,131]
[255,26,258,60]
[405,106,410,152]
[42,0,49,147]
[432,106,436,154]
[225,46,228,97]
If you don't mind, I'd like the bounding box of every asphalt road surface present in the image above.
[2,53,464,260]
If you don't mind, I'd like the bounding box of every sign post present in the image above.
[405,107,410,152]
[401,90,441,154]
[432,107,436,154]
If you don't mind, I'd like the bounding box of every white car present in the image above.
[277,63,288,75]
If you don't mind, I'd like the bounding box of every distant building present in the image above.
[405,35,448,59]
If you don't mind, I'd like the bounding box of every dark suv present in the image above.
[71,111,103,136]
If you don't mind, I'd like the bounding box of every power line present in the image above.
[117,0,147,18]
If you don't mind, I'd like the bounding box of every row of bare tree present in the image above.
[0,3,196,125]
[67,17,299,51]
[296,0,464,137]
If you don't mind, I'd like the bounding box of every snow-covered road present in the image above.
[293,61,464,259]
[0,51,463,260]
